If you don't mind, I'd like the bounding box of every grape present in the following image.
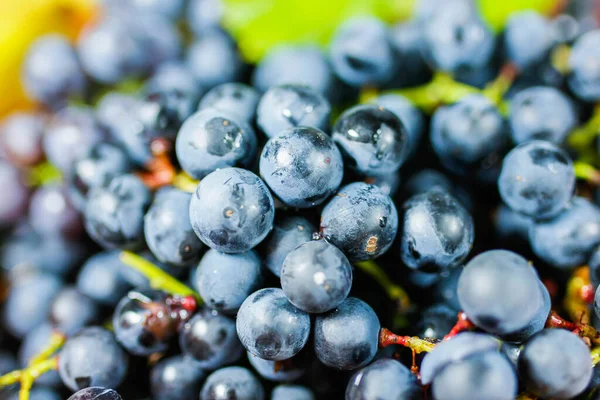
[329,17,397,87]
[128,0,186,20]
[84,174,151,250]
[256,84,331,139]
[146,62,201,100]
[493,204,532,242]
[180,309,243,369]
[281,240,352,313]
[132,14,182,68]
[417,303,458,340]
[505,11,553,69]
[200,366,265,400]
[0,161,29,227]
[389,20,431,87]
[260,216,315,277]
[457,250,549,338]
[519,329,592,399]
[498,140,575,219]
[400,188,474,272]
[272,385,315,400]
[529,197,600,268]
[568,30,600,101]
[253,45,333,95]
[49,287,99,336]
[346,358,420,400]
[150,356,205,400]
[133,89,196,141]
[67,387,122,400]
[0,112,45,166]
[187,0,224,35]
[144,187,204,266]
[433,267,462,311]
[509,86,577,144]
[175,108,257,180]
[403,169,454,198]
[199,83,260,122]
[11,387,61,400]
[321,182,398,262]
[22,34,86,106]
[236,288,310,361]
[189,168,275,253]
[29,185,82,238]
[313,297,380,370]
[259,126,343,208]
[18,324,61,386]
[76,251,132,306]
[58,327,129,391]
[192,249,264,314]
[247,351,306,382]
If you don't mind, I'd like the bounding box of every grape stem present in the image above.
[354,260,410,314]
[443,312,475,340]
[482,63,518,106]
[25,161,62,187]
[119,251,203,303]
[172,171,200,193]
[0,356,58,400]
[568,104,600,152]
[546,311,600,346]
[379,327,437,353]
[564,266,593,325]
[573,162,600,186]
[592,347,600,366]
[28,331,65,366]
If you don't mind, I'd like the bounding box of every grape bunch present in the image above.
[2,0,600,399]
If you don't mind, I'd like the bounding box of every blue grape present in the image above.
[389,20,431,87]
[260,216,315,277]
[180,309,243,369]
[252,45,333,95]
[509,86,577,144]
[256,84,331,139]
[29,184,82,238]
[498,140,575,219]
[199,83,260,122]
[201,366,264,400]
[133,89,196,141]
[0,112,45,166]
[150,356,206,400]
[505,11,553,69]
[568,30,600,101]
[175,109,257,180]
[146,62,201,100]
[332,105,409,175]
[400,188,474,272]
[259,126,343,208]
[58,327,129,391]
[0,161,29,227]
[370,94,424,158]
[132,14,182,68]
[519,329,592,399]
[529,197,600,268]
[403,169,454,198]
[67,387,122,400]
[272,385,315,400]
[10,388,61,400]
[192,249,264,314]
[189,168,275,253]
[0,351,17,376]
[433,268,462,311]
[49,287,99,336]
[236,288,310,361]
[76,251,132,306]
[550,14,579,44]
[128,0,185,20]
[329,17,396,87]
[457,250,549,338]
[247,351,306,382]
[84,174,151,250]
[18,324,61,386]
[346,358,420,400]
[417,303,458,340]
[144,187,204,266]
[43,106,105,174]
[281,240,352,313]
[430,95,506,175]
[3,272,63,337]
[22,34,86,106]
[313,297,380,370]
[186,30,245,90]
[493,204,532,242]
[421,1,495,72]
[321,182,398,261]
[186,0,224,35]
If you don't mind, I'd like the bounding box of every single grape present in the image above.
[192,249,264,314]
[320,182,398,262]
[58,327,129,392]
[175,108,257,180]
[131,13,182,68]
[272,385,315,400]
[0,161,29,227]
[256,84,331,139]
[260,216,315,277]
[133,89,196,141]
[417,303,458,340]
[236,288,310,361]
[67,387,122,400]
[403,169,453,198]
[332,105,409,175]
[150,356,206,400]
[400,188,474,272]
[76,251,132,306]
[146,62,201,101]
[529,197,600,268]
[259,126,343,208]
[504,11,553,69]
[84,174,151,250]
[0,112,45,166]
[568,30,600,101]
[199,83,260,122]
[189,168,275,253]
[29,185,82,238]
[509,86,577,144]
[519,329,592,399]
[281,240,352,313]
[144,187,204,266]
[389,20,431,87]
[186,0,224,35]
[200,366,265,400]
[329,17,397,87]
[49,287,99,336]
[313,297,380,370]
[247,351,306,382]
[346,358,420,400]
[498,140,575,219]
[180,309,243,369]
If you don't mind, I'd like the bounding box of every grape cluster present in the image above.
[2,0,600,399]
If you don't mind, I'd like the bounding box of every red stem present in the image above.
[444,312,475,340]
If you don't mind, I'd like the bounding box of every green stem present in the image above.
[573,161,600,186]
[25,162,62,187]
[28,332,65,366]
[119,251,203,303]
[592,347,600,366]
[568,107,600,151]
[354,260,410,313]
